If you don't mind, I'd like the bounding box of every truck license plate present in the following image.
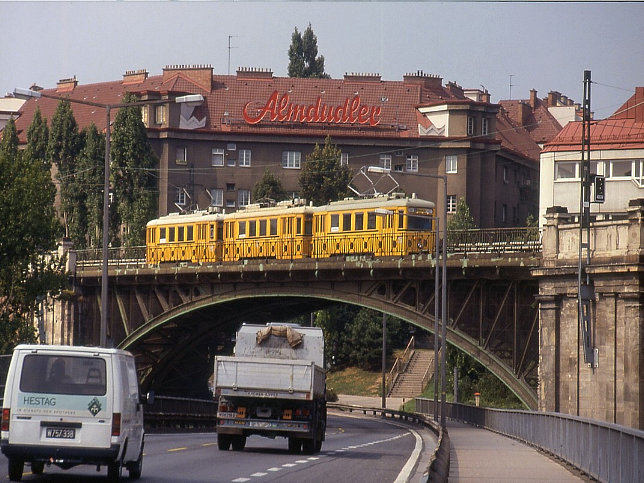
[46,427,75,439]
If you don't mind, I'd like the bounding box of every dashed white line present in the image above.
[251,472,267,477]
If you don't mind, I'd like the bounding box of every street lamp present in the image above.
[368,166,448,427]
[14,87,204,347]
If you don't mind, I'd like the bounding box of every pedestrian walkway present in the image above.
[447,420,585,482]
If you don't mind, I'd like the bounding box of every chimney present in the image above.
[446,81,463,97]
[56,76,78,93]
[236,67,274,79]
[547,91,561,107]
[517,101,530,126]
[481,91,491,103]
[402,70,442,88]
[122,69,148,85]
[344,72,382,82]
[163,64,213,90]
[529,89,537,108]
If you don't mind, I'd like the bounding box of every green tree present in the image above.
[47,99,81,242]
[447,197,477,230]
[25,107,49,165]
[0,116,19,159]
[253,169,288,203]
[76,124,105,247]
[0,122,66,352]
[288,23,329,79]
[110,93,159,246]
[299,136,351,206]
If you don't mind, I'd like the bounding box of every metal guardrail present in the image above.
[415,398,644,483]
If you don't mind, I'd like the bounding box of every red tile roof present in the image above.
[543,87,644,152]
[495,108,541,161]
[499,96,562,145]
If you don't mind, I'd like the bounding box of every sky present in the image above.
[1,1,643,120]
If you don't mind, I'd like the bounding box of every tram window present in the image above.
[331,214,340,232]
[305,219,312,235]
[317,216,325,232]
[343,213,351,231]
[148,228,155,244]
[270,218,277,236]
[168,227,175,242]
[259,219,267,236]
[187,226,194,241]
[367,212,377,230]
[178,226,185,241]
[249,220,256,237]
[238,221,246,238]
[408,215,431,230]
[210,224,215,240]
[355,213,364,231]
[398,211,404,229]
[217,223,224,240]
[296,217,302,235]
[160,228,166,243]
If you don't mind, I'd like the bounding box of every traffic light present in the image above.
[594,175,605,203]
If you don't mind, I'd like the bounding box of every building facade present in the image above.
[539,87,644,226]
[13,65,542,229]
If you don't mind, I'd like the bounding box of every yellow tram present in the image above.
[145,195,435,265]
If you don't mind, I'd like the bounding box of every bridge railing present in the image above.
[73,227,542,269]
[415,398,644,483]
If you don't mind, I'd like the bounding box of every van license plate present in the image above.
[46,428,75,439]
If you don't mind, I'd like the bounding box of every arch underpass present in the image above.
[73,254,539,408]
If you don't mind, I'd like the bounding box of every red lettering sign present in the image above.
[243,91,382,126]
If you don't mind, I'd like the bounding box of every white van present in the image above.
[1,344,150,481]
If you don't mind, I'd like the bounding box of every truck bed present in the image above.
[214,356,325,400]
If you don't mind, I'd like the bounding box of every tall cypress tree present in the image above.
[288,23,329,79]
[25,107,49,166]
[76,124,105,248]
[47,99,81,241]
[110,93,158,246]
[299,136,351,206]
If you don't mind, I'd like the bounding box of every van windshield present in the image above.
[20,354,107,396]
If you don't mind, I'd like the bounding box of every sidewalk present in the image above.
[447,420,586,482]
[335,394,406,410]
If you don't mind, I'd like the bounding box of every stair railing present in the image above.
[386,336,415,395]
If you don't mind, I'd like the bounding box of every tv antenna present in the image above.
[228,35,239,76]
[509,74,516,100]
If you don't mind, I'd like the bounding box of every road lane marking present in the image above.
[251,472,267,477]
[168,447,188,452]
[232,478,250,482]
[202,442,217,447]
[267,467,282,472]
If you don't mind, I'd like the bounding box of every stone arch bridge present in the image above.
[70,247,540,409]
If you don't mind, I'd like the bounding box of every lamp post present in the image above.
[368,166,448,427]
[14,88,203,347]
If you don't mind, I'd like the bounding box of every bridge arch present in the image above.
[118,282,537,409]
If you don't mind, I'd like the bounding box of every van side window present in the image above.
[20,355,107,396]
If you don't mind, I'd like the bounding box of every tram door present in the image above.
[282,217,295,259]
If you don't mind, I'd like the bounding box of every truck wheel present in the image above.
[288,437,302,454]
[31,461,45,475]
[231,435,246,451]
[8,458,23,481]
[302,439,315,454]
[217,433,232,451]
[315,437,323,452]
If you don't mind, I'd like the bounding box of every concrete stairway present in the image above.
[388,349,434,398]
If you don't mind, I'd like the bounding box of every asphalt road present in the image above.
[0,411,432,482]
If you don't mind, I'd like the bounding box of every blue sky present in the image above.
[1,2,642,119]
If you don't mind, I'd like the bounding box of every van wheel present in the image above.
[8,458,23,481]
[217,433,232,451]
[31,461,45,475]
[127,448,143,480]
[107,458,122,482]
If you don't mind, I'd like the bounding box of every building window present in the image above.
[239,149,251,167]
[176,188,186,206]
[176,147,187,165]
[406,155,418,172]
[394,164,404,172]
[210,188,223,207]
[379,154,392,170]
[447,195,457,214]
[481,118,489,136]
[238,190,251,207]
[142,107,149,127]
[340,152,349,166]
[502,204,507,223]
[155,105,166,125]
[503,166,509,184]
[282,151,301,169]
[633,161,644,186]
[467,116,475,136]
[446,155,458,174]
[610,160,632,178]
[226,183,235,192]
[226,200,236,208]
[211,148,225,167]
[227,158,236,167]
[554,161,578,180]
[227,143,237,151]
